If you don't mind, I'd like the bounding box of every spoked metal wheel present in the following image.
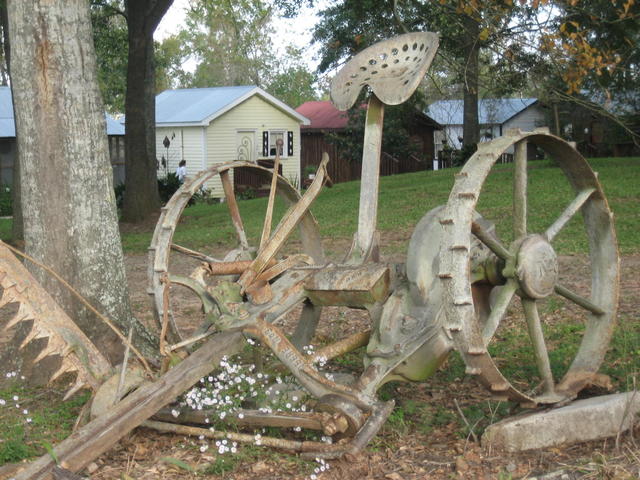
[439,129,619,406]
[148,160,325,347]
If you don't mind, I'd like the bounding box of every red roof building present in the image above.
[295,101,442,184]
[297,101,349,130]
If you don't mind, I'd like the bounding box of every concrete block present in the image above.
[482,391,640,452]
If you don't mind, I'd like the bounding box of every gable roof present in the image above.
[296,101,349,130]
[426,98,538,126]
[0,86,124,138]
[156,86,310,127]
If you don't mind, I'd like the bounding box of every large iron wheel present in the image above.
[148,161,325,347]
[439,129,619,405]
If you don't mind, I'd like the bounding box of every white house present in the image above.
[426,98,547,159]
[155,86,309,197]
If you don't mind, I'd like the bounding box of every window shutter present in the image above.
[262,131,269,156]
[287,131,294,156]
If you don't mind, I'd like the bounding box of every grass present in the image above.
[0,383,89,464]
[140,156,637,256]
[0,157,637,255]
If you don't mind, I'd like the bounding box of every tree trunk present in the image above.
[7,0,157,363]
[462,14,480,148]
[121,0,173,223]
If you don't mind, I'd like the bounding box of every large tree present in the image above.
[91,1,129,113]
[179,0,276,87]
[306,0,536,149]
[121,0,173,223]
[6,0,157,361]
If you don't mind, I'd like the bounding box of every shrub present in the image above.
[157,172,182,204]
[0,185,12,216]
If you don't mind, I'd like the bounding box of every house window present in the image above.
[262,130,294,157]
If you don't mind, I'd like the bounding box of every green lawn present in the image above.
[1,157,637,255]
[127,156,639,255]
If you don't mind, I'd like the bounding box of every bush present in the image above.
[114,173,185,210]
[0,185,12,216]
[114,183,125,210]
[452,143,478,167]
[157,172,182,204]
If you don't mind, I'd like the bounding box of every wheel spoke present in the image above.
[171,243,221,263]
[482,279,518,345]
[513,140,528,239]
[220,170,249,249]
[259,144,282,251]
[239,155,329,291]
[522,298,555,394]
[471,221,512,260]
[545,188,596,242]
[554,283,605,315]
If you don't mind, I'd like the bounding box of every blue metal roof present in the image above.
[155,86,256,125]
[0,87,15,137]
[0,86,123,137]
[426,98,538,126]
[155,86,310,126]
[105,113,124,135]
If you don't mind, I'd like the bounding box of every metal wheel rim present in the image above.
[439,130,619,405]
[148,160,324,342]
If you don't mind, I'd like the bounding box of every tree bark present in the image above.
[7,0,157,362]
[121,0,173,223]
[462,14,480,148]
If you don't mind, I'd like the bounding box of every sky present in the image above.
[155,0,330,73]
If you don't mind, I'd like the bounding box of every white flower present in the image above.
[238,413,244,419]
[171,409,180,418]
[199,444,208,452]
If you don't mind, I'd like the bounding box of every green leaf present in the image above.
[42,441,59,464]
[161,457,197,473]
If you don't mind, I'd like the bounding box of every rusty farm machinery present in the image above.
[3,32,619,479]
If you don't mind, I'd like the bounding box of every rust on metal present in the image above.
[0,242,112,393]
[238,154,330,292]
[312,330,372,363]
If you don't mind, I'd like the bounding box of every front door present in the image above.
[236,130,256,162]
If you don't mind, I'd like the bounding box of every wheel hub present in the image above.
[516,235,558,299]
